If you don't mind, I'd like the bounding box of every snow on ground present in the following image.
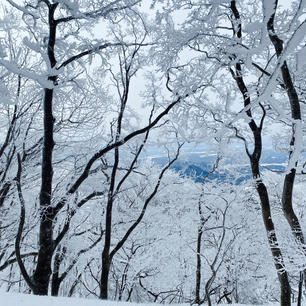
[0,292,305,306]
[0,292,186,306]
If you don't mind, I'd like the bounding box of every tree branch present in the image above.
[109,143,183,259]
[14,153,36,292]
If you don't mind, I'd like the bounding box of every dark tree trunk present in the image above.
[100,253,111,299]
[32,3,58,295]
[297,271,303,306]
[282,170,306,250]
[68,273,82,297]
[32,87,55,295]
[51,247,66,296]
[195,226,203,304]
[205,277,213,306]
[51,275,60,297]
[255,179,291,306]
[32,216,54,295]
[99,88,122,299]
[99,165,116,299]
[100,164,117,299]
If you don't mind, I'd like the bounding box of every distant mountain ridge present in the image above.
[151,149,288,184]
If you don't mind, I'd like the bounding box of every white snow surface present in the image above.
[0,292,291,306]
[0,292,187,306]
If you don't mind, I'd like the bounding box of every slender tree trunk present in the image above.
[205,277,213,306]
[51,247,66,296]
[99,89,122,298]
[282,171,304,243]
[195,226,203,304]
[100,177,116,299]
[297,271,303,306]
[68,273,82,297]
[51,275,60,297]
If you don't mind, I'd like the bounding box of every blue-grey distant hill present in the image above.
[151,149,288,184]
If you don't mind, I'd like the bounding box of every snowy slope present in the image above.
[0,292,304,306]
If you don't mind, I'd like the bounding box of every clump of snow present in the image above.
[244,21,263,33]
[0,80,12,104]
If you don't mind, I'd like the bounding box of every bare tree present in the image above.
[265,1,306,300]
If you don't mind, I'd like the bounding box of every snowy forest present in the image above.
[0,0,305,306]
